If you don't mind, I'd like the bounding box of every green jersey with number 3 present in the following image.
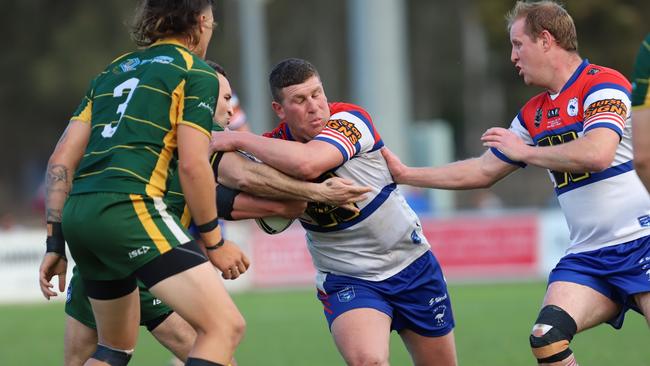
[69,39,218,198]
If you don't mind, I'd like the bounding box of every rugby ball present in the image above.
[255,216,294,235]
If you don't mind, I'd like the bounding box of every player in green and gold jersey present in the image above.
[38,1,243,365]
[55,58,371,365]
[632,33,650,192]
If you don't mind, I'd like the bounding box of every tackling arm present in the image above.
[212,131,342,180]
[229,192,306,220]
[216,151,370,206]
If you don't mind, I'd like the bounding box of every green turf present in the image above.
[1,282,647,365]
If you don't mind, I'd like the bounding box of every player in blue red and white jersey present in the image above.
[381,2,650,365]
[213,58,458,365]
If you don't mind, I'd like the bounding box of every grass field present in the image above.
[1,281,648,365]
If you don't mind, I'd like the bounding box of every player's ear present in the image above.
[540,29,554,50]
[271,101,285,119]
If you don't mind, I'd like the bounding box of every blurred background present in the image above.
[2,0,648,223]
[1,1,649,364]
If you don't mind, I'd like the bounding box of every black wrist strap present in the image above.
[205,238,225,251]
[196,217,220,233]
[46,221,67,259]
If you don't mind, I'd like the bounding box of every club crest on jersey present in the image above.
[567,98,579,117]
[534,108,543,127]
[119,58,141,72]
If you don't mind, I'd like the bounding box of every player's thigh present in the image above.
[65,266,98,330]
[88,288,141,350]
[331,308,392,366]
[148,261,244,335]
[399,329,457,366]
[149,312,196,362]
[138,283,173,328]
[64,315,98,366]
[543,281,619,331]
[634,291,650,326]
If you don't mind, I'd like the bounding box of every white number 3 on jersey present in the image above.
[102,77,139,138]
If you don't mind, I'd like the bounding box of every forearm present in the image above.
[232,133,313,178]
[178,125,221,244]
[180,160,219,238]
[44,121,88,223]
[522,129,618,172]
[218,152,323,201]
[237,162,323,200]
[399,159,495,190]
[45,163,72,224]
[230,194,305,220]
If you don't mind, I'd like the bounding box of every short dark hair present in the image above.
[268,58,320,102]
[206,60,227,78]
[131,0,214,47]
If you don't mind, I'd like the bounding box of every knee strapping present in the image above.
[92,344,133,366]
[529,305,577,363]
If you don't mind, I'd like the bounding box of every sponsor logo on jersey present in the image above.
[584,98,627,119]
[547,108,560,118]
[638,215,650,227]
[326,119,362,145]
[567,97,579,117]
[587,67,601,75]
[119,58,141,72]
[534,108,543,127]
[198,101,215,115]
[117,56,174,73]
[128,245,151,259]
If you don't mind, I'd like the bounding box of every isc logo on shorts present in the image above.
[128,246,150,259]
[153,298,162,306]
